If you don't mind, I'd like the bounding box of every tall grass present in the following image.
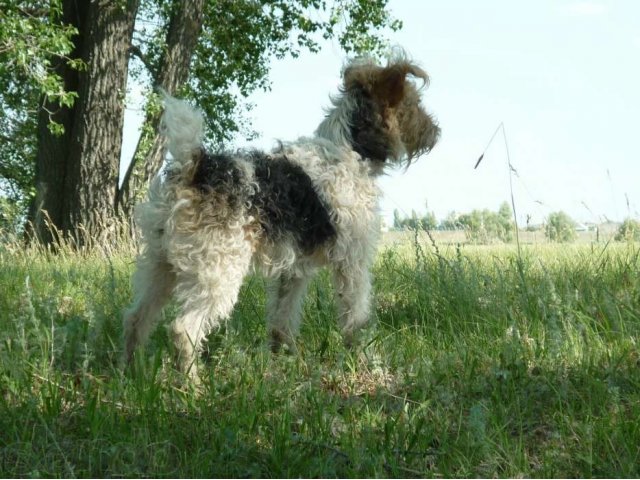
[1,236,639,477]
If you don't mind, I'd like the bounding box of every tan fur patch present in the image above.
[343,57,439,163]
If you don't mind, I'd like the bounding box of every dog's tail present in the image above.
[160,91,204,172]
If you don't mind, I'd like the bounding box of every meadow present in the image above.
[0,233,639,477]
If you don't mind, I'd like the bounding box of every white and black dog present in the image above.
[123,51,440,378]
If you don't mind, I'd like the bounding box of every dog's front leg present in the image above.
[332,262,373,347]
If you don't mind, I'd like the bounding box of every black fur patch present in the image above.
[191,150,248,209]
[348,86,392,164]
[190,150,336,253]
[251,152,336,253]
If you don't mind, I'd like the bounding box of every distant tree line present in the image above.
[392,202,640,244]
[392,209,438,232]
[393,201,515,244]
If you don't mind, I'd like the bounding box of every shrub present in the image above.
[456,202,514,244]
[615,218,640,242]
[0,197,25,242]
[545,211,577,242]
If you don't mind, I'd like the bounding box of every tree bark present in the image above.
[116,0,205,218]
[28,0,89,244]
[29,0,139,246]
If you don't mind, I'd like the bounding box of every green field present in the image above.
[1,236,639,477]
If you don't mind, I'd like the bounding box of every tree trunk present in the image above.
[28,0,89,245]
[116,0,205,218]
[29,0,139,246]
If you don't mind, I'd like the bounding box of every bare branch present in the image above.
[17,7,49,18]
[128,44,157,81]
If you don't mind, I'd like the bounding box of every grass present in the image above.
[1,236,639,477]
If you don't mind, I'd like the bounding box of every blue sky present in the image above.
[122,0,640,227]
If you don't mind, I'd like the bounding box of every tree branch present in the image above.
[17,7,49,18]
[128,44,157,82]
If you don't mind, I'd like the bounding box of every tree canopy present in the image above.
[0,0,80,219]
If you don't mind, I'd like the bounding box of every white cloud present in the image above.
[561,2,608,16]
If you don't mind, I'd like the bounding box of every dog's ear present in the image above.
[371,62,429,108]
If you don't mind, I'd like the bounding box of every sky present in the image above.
[121,0,640,227]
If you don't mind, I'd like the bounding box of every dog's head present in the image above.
[317,51,440,172]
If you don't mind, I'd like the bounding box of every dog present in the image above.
[123,51,440,378]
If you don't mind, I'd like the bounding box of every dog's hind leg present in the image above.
[266,271,315,353]
[169,234,254,378]
[123,254,176,365]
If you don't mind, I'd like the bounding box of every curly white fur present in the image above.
[160,92,204,167]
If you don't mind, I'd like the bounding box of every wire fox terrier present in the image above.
[123,52,440,377]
